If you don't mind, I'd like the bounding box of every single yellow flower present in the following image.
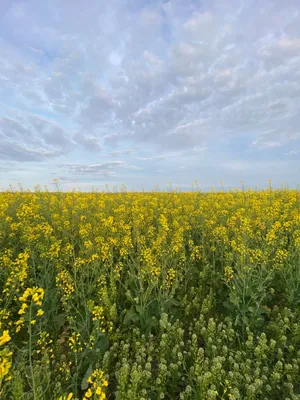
[84,388,93,398]
[95,386,102,395]
[0,330,11,346]
[32,293,39,302]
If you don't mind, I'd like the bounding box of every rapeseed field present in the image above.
[1,188,300,399]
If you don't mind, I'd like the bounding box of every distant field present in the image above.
[1,189,300,399]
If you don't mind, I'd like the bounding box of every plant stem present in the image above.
[29,302,37,400]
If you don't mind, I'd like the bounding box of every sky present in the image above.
[1,0,300,191]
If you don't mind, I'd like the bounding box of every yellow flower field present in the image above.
[0,188,300,399]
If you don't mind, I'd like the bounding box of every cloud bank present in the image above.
[1,0,300,190]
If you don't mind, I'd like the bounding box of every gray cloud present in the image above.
[103,133,122,147]
[61,161,127,177]
[0,139,60,162]
[79,96,114,128]
[0,114,72,161]
[73,132,102,152]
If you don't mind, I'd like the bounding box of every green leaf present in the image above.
[53,313,66,329]
[97,334,109,351]
[256,316,264,326]
[125,290,134,302]
[229,293,239,305]
[166,298,181,308]
[123,308,139,325]
[257,306,268,314]
[240,304,249,313]
[81,364,93,391]
[223,300,234,311]
[135,305,144,316]
[234,314,241,326]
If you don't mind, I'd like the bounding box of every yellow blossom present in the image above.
[0,331,11,346]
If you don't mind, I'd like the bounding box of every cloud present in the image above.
[137,157,155,161]
[191,147,207,154]
[60,161,134,178]
[221,160,296,174]
[0,114,72,161]
[110,149,134,157]
[104,133,122,147]
[1,0,300,188]
[73,132,102,152]
[0,141,60,162]
[64,161,124,173]
[284,149,300,156]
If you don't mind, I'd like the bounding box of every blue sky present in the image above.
[1,0,300,191]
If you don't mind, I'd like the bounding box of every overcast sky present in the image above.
[1,0,300,191]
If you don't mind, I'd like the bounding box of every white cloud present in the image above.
[1,0,300,188]
[110,149,134,157]
[284,149,300,156]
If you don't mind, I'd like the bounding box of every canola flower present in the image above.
[57,393,73,400]
[14,287,45,332]
[84,369,108,400]
[0,349,12,382]
[0,331,11,347]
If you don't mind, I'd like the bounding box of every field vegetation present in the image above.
[1,187,300,399]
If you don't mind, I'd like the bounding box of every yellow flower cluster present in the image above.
[274,248,288,269]
[57,393,73,400]
[35,331,54,359]
[0,348,12,382]
[56,270,75,304]
[68,332,83,353]
[165,268,176,289]
[15,287,44,332]
[0,326,12,384]
[19,287,44,305]
[224,266,234,282]
[3,251,29,297]
[84,369,108,400]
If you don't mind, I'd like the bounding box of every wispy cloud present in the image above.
[1,0,300,189]
[60,161,139,179]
